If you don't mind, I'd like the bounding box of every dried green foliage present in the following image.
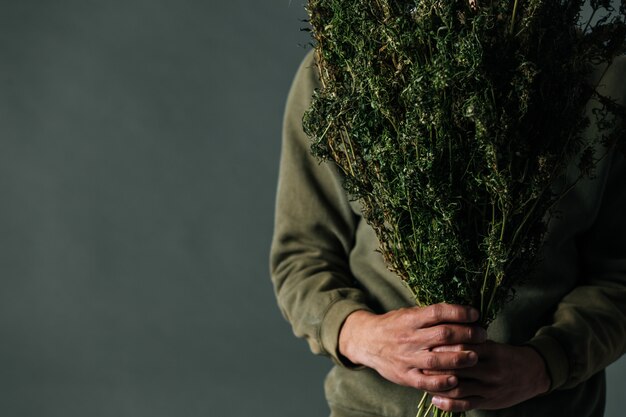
[303,0,626,331]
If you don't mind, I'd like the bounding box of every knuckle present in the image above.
[405,308,423,327]
[411,374,427,391]
[400,306,414,319]
[394,308,410,325]
[429,304,443,322]
[424,353,439,369]
[396,331,411,345]
[391,368,410,386]
[395,374,410,387]
[451,305,465,321]
[430,378,447,391]
[450,353,462,367]
[436,326,453,343]
[403,368,420,384]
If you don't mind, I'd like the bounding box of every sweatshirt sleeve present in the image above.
[527,150,626,392]
[526,57,626,391]
[270,52,373,366]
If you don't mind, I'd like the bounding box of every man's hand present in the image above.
[338,304,487,393]
[424,341,551,412]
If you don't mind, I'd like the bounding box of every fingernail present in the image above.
[468,351,478,363]
[447,376,457,386]
[469,308,479,321]
[432,396,443,406]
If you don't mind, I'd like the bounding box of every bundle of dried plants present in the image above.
[303,1,625,415]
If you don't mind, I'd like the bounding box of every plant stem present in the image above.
[510,0,520,34]
[416,392,429,417]
[583,8,598,36]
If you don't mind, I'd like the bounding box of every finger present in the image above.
[427,380,488,399]
[424,366,499,382]
[416,351,478,370]
[422,368,479,376]
[433,341,500,362]
[411,304,480,328]
[422,369,452,376]
[424,362,501,383]
[421,324,488,348]
[432,395,483,413]
[432,344,479,353]
[405,369,459,392]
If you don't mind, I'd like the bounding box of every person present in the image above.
[270,50,626,417]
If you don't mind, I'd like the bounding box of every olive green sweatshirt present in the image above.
[270,51,626,417]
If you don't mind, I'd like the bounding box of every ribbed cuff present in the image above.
[525,333,570,391]
[320,298,373,368]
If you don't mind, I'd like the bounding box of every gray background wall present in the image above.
[0,1,623,416]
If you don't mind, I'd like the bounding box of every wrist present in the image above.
[521,346,551,396]
[338,309,376,366]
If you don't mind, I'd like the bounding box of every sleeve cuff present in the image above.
[525,333,570,391]
[320,297,373,368]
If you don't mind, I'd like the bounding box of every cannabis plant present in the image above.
[303,0,626,416]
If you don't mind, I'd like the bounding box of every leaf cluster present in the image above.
[303,0,626,326]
